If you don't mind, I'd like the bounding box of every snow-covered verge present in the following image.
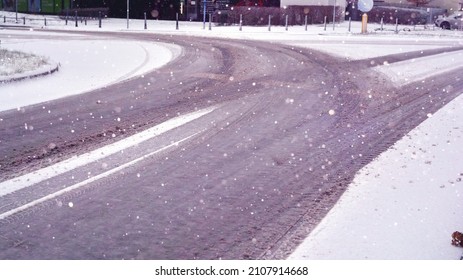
[0,49,47,76]
[1,12,463,260]
[289,93,463,260]
[0,30,181,112]
[0,48,58,82]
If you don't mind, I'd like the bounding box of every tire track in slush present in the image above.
[0,106,216,220]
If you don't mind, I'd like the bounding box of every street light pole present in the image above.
[127,0,130,29]
[203,0,206,29]
[15,0,18,23]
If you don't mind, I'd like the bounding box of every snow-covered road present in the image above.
[1,14,462,259]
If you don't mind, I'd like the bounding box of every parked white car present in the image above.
[435,12,463,30]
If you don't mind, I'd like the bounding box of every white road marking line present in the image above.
[0,134,197,220]
[0,107,215,197]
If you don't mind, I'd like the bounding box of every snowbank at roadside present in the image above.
[289,92,463,259]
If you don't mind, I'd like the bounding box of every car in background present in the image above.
[435,12,463,30]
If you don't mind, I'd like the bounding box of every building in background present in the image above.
[387,0,461,13]
[1,0,71,13]
[280,0,346,14]
[1,0,461,20]
[282,0,461,23]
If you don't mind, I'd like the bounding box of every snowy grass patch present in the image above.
[0,49,49,76]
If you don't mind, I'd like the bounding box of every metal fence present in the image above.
[1,12,105,28]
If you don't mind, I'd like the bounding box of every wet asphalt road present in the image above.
[0,30,462,259]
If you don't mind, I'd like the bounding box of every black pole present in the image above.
[176,13,179,30]
[268,15,271,31]
[99,11,102,28]
[209,13,212,30]
[239,14,242,31]
[144,12,147,29]
[75,11,78,27]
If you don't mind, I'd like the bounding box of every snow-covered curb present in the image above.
[0,48,59,83]
[0,61,60,83]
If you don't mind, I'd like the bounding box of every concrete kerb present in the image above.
[0,62,60,84]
